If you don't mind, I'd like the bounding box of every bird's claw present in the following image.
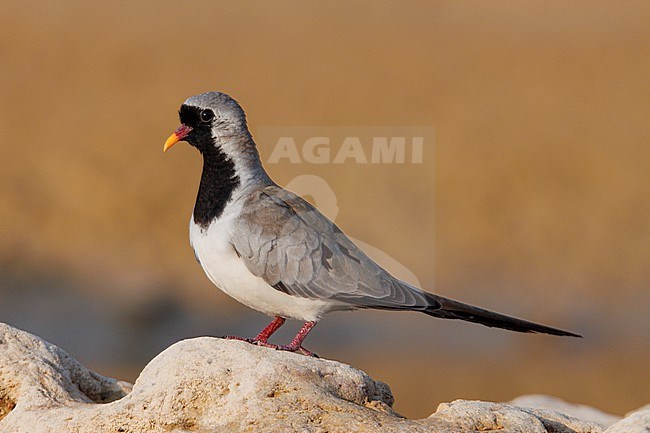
[251,340,317,357]
[276,344,319,357]
[251,339,277,349]
[222,335,254,343]
[222,336,317,357]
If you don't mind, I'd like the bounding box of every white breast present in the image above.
[189,203,336,322]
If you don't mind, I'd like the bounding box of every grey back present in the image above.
[231,185,431,310]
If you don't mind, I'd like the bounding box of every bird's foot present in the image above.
[276,344,319,358]
[250,339,277,349]
[222,319,318,357]
[251,340,318,357]
[222,335,279,349]
[222,335,255,343]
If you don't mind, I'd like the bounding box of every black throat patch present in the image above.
[193,143,240,229]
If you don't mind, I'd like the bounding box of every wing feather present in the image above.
[230,185,429,310]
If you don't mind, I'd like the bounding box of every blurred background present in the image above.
[1,1,648,419]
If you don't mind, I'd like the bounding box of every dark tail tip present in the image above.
[425,294,582,338]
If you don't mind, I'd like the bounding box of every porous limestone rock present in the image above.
[604,406,650,433]
[0,322,419,433]
[0,322,645,433]
[425,400,606,433]
[509,394,621,427]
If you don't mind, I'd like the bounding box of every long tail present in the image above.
[423,293,581,337]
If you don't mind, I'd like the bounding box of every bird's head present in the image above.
[163,91,249,154]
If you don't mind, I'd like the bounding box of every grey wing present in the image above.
[231,185,431,310]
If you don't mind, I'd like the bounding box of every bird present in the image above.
[163,91,580,356]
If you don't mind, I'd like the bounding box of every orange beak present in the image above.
[163,124,193,152]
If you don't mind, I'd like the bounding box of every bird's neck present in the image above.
[193,146,240,228]
[193,135,272,229]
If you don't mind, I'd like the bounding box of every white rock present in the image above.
[0,322,420,433]
[509,394,621,426]
[605,406,650,433]
[426,400,606,433]
[0,322,645,433]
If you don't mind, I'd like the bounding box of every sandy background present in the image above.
[1,1,648,418]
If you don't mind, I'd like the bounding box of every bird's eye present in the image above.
[200,109,215,122]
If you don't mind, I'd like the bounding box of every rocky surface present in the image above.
[0,322,646,432]
[509,394,622,427]
[604,406,650,433]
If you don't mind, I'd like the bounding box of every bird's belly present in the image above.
[190,219,334,322]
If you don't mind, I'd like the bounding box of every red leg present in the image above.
[278,321,318,357]
[253,316,286,343]
[225,319,318,357]
[224,316,286,346]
